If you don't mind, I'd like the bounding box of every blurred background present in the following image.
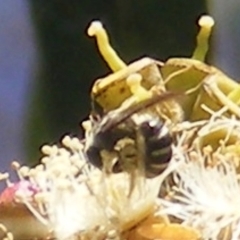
[0,0,239,176]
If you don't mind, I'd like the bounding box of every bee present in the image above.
[85,91,176,179]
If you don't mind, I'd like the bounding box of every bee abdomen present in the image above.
[145,146,172,178]
[147,134,172,164]
[139,119,173,178]
[145,162,170,178]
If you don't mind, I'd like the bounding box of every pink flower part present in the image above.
[0,180,39,204]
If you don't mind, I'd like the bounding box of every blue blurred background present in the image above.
[0,0,239,175]
[0,0,36,171]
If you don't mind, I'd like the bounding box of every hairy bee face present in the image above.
[85,92,174,178]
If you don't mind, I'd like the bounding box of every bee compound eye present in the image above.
[86,146,103,169]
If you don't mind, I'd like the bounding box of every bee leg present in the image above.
[115,138,140,197]
[116,155,138,198]
[127,170,138,198]
[100,150,119,174]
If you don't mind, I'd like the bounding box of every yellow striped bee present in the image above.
[85,91,176,178]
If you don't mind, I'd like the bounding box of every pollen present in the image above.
[1,135,165,240]
[198,15,215,29]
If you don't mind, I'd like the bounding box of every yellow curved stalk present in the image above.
[192,15,215,61]
[87,21,126,72]
[126,73,153,102]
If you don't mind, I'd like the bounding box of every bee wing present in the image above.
[98,91,179,133]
